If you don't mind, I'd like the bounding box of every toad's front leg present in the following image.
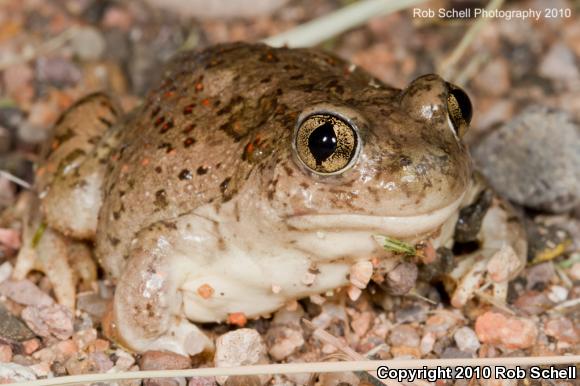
[109,217,214,355]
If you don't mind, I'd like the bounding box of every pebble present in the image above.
[28,361,51,378]
[0,106,24,133]
[189,376,218,386]
[21,304,74,340]
[70,26,106,60]
[394,303,429,324]
[475,311,537,350]
[36,57,82,88]
[539,42,579,84]
[271,304,304,325]
[112,349,135,371]
[544,317,579,344]
[0,229,20,250]
[473,58,511,96]
[33,339,78,364]
[525,262,555,290]
[76,291,108,321]
[453,326,481,354]
[0,262,13,284]
[350,311,373,337]
[570,262,580,281]
[441,347,473,359]
[513,291,553,316]
[318,371,361,386]
[18,101,57,143]
[144,377,187,386]
[0,362,36,382]
[2,64,34,106]
[0,303,36,343]
[72,328,98,351]
[424,311,462,339]
[474,106,580,213]
[388,324,420,348]
[0,279,53,307]
[420,332,436,355]
[349,260,373,289]
[0,344,13,362]
[546,285,568,303]
[267,325,304,361]
[138,350,192,371]
[385,261,418,295]
[224,376,261,386]
[214,329,269,385]
[21,338,40,355]
[65,352,113,375]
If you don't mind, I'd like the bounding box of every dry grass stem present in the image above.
[438,0,504,80]
[262,0,427,48]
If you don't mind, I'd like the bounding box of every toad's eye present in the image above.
[446,83,472,138]
[294,113,360,175]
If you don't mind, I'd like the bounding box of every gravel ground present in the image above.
[0,0,578,385]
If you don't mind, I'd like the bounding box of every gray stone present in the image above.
[474,106,580,213]
[0,304,36,343]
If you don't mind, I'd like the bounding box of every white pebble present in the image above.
[349,260,373,289]
[454,326,481,354]
[215,329,269,385]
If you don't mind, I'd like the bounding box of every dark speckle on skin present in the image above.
[158,142,175,153]
[220,177,231,194]
[197,166,209,175]
[183,137,196,147]
[159,119,174,134]
[182,124,196,134]
[154,189,169,209]
[155,166,162,173]
[178,169,192,180]
[154,116,165,127]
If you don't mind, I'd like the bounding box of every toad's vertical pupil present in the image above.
[308,121,337,165]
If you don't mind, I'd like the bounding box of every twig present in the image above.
[262,0,427,48]
[17,355,580,386]
[0,170,32,189]
[548,298,580,315]
[438,0,504,81]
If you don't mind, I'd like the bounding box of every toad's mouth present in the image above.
[285,192,466,239]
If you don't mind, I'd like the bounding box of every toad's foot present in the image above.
[450,196,527,308]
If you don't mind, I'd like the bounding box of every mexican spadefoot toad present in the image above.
[31,43,515,354]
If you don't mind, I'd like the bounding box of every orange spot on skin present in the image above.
[227,312,247,327]
[121,164,129,173]
[245,143,254,155]
[201,99,210,107]
[141,158,150,166]
[197,284,214,299]
[110,153,120,162]
[36,167,46,177]
[163,91,175,99]
[51,140,60,150]
[195,83,203,91]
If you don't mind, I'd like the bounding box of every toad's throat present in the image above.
[285,192,465,239]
